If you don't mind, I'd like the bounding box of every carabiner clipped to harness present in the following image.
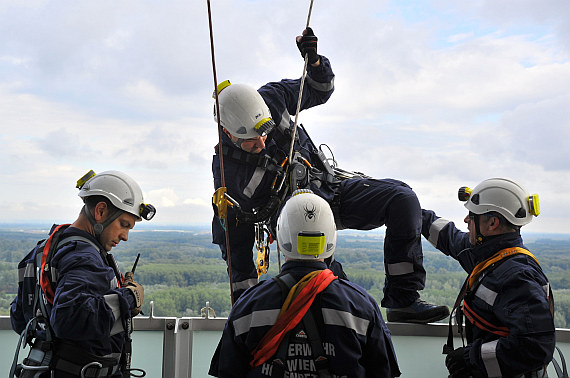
[255,223,272,277]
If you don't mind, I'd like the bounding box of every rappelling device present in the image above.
[255,223,272,277]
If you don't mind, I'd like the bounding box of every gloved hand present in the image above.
[296,27,319,65]
[445,347,469,378]
[124,271,144,316]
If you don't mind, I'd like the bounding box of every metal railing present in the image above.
[3,301,570,378]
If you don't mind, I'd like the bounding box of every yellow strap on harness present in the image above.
[468,247,539,289]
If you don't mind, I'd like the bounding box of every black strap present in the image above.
[552,346,569,378]
[443,277,469,354]
[301,309,331,378]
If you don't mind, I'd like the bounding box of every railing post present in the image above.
[162,317,193,378]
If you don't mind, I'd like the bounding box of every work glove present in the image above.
[124,271,144,316]
[296,27,319,65]
[445,347,470,377]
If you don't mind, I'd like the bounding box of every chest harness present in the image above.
[443,247,570,378]
[10,225,142,378]
[214,124,362,277]
[250,269,337,378]
[443,247,551,355]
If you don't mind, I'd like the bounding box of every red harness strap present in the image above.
[462,301,510,337]
[40,224,71,304]
[462,247,540,337]
[250,269,337,368]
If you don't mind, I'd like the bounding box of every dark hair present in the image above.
[84,195,119,216]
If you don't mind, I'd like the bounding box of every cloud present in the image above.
[0,0,569,234]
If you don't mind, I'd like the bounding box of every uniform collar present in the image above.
[469,232,524,264]
[281,260,328,276]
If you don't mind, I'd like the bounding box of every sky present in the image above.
[1,0,569,235]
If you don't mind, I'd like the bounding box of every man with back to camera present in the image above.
[209,189,401,377]
[10,170,155,378]
[212,27,449,324]
[421,178,555,377]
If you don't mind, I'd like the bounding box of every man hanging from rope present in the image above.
[211,28,449,323]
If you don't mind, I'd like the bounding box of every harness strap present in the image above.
[40,224,71,304]
[444,247,541,354]
[251,269,337,368]
[54,341,120,378]
[462,301,510,337]
[467,247,539,289]
[269,273,332,378]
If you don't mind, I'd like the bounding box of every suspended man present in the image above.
[211,28,449,323]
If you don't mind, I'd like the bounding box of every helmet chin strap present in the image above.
[83,205,122,241]
[473,213,486,245]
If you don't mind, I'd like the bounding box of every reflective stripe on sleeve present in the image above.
[232,278,258,292]
[104,294,125,336]
[386,262,414,276]
[543,283,549,295]
[243,167,266,198]
[428,218,451,248]
[481,339,501,378]
[321,308,369,336]
[475,284,498,306]
[278,110,291,132]
[19,262,36,282]
[233,309,280,336]
[305,75,335,92]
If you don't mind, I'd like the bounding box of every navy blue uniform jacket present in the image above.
[422,210,555,377]
[210,260,401,378]
[10,225,137,375]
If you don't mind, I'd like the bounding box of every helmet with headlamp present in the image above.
[276,189,336,260]
[213,80,275,142]
[458,178,539,227]
[77,170,155,237]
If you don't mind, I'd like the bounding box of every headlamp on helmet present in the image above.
[213,81,275,140]
[77,170,156,222]
[458,178,539,227]
[140,203,156,221]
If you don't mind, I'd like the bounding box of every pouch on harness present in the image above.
[10,225,129,378]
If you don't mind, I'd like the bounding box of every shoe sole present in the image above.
[387,309,450,324]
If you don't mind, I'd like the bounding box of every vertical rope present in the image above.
[207,0,235,305]
[287,0,316,164]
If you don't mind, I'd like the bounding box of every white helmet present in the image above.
[213,80,275,139]
[77,170,155,222]
[277,190,336,260]
[459,178,539,227]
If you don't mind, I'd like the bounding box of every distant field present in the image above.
[1,225,569,327]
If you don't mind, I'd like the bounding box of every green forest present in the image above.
[1,225,570,328]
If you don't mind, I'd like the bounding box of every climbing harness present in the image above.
[10,226,144,378]
[443,247,544,354]
[443,246,568,377]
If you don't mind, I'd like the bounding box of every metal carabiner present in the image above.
[80,361,102,378]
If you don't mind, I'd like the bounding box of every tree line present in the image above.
[0,228,569,328]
